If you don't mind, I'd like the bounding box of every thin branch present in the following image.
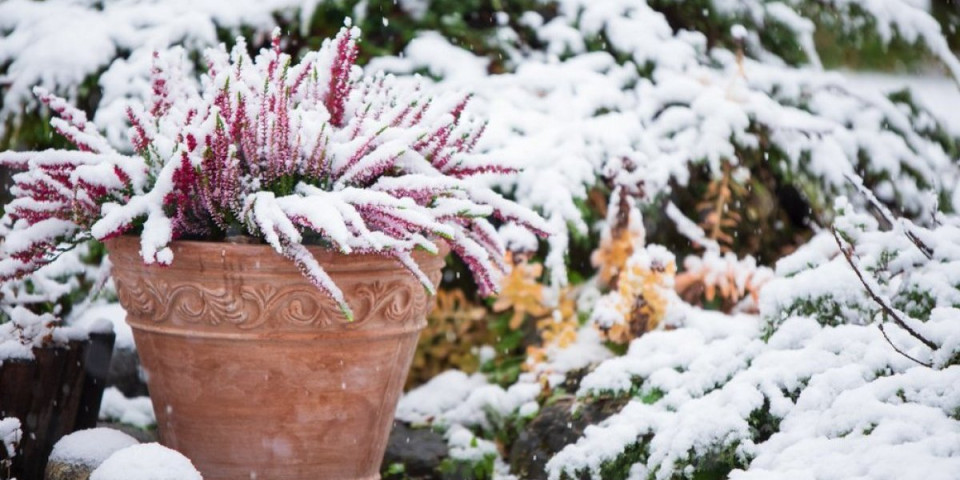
[878,323,932,367]
[831,227,938,351]
[845,173,934,259]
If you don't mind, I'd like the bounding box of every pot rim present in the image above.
[104,235,449,275]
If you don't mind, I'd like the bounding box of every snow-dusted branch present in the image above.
[830,227,937,353]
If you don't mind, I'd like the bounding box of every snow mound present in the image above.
[50,428,138,467]
[99,387,156,429]
[91,443,201,480]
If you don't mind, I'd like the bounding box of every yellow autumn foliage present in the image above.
[602,257,676,344]
[492,251,550,330]
[408,288,490,389]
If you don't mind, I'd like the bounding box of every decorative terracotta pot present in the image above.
[105,236,444,480]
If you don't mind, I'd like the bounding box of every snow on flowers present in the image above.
[0,23,551,318]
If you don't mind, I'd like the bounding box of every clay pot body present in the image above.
[106,237,443,480]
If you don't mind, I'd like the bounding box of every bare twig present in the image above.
[845,173,934,259]
[831,227,938,351]
[878,323,932,368]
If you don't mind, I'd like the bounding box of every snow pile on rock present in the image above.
[91,443,202,480]
[50,428,139,468]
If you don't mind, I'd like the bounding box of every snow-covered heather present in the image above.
[91,443,201,480]
[50,428,139,468]
[0,233,110,361]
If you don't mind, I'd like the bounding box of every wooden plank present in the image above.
[76,332,115,430]
[19,344,71,480]
[0,337,114,479]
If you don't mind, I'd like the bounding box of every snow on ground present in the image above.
[91,443,201,480]
[99,387,156,429]
[50,428,139,467]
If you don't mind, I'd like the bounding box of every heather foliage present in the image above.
[0,25,550,318]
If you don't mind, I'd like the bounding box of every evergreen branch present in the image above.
[831,227,937,352]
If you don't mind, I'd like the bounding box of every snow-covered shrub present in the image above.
[0,24,550,317]
[0,217,106,362]
[546,311,960,480]
[765,183,960,368]
[372,0,960,279]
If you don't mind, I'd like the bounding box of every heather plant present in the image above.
[0,24,550,319]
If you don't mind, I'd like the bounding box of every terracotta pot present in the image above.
[105,236,444,480]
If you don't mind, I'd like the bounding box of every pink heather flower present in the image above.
[0,22,553,317]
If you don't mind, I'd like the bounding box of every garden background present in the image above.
[2,0,960,479]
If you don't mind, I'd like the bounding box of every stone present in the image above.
[45,428,139,480]
[509,396,629,479]
[382,421,448,479]
[45,460,96,480]
[106,347,149,398]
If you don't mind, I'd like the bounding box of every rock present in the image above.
[383,421,448,479]
[509,396,629,479]
[90,443,201,480]
[45,461,96,480]
[106,347,148,398]
[45,428,139,480]
[96,422,158,444]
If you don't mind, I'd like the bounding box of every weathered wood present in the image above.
[0,332,116,480]
[76,332,116,430]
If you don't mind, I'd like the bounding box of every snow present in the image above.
[0,306,88,361]
[396,370,489,425]
[546,310,960,479]
[0,0,331,140]
[91,443,202,480]
[50,428,139,467]
[360,1,959,286]
[0,417,20,458]
[69,301,133,350]
[848,72,960,135]
[99,387,156,429]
